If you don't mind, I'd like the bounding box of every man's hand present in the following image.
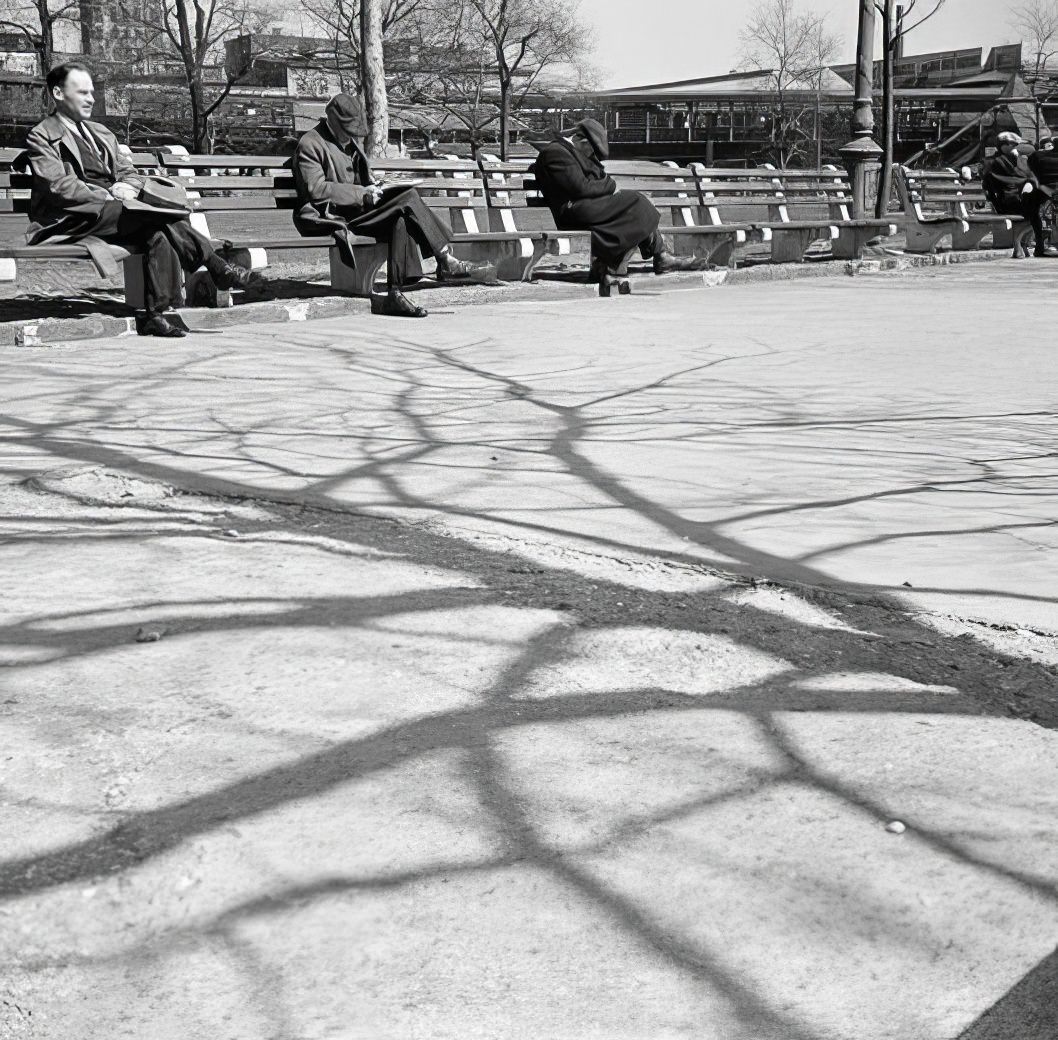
[363,183,383,208]
[111,181,139,201]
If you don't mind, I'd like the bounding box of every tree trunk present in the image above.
[359,0,389,157]
[498,81,509,161]
[190,80,206,153]
[36,0,54,112]
[875,0,895,220]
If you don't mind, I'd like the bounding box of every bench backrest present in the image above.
[896,165,992,219]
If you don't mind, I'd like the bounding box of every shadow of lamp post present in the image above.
[839,0,883,217]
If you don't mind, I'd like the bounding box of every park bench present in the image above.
[479,158,895,273]
[688,164,897,263]
[162,151,568,297]
[894,164,1022,253]
[1,150,552,303]
[477,158,754,272]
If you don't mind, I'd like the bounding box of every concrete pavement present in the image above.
[0,261,1056,1039]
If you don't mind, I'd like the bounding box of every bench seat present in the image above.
[895,164,1025,253]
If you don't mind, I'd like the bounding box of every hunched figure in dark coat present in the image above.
[23,61,258,337]
[531,118,708,294]
[1028,135,1058,189]
[983,132,1056,258]
[292,93,492,318]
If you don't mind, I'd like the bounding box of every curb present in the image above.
[1,247,1015,347]
[4,294,372,347]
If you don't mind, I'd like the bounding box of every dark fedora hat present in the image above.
[325,93,369,137]
[574,118,609,161]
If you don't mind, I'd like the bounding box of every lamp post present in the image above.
[839,0,883,217]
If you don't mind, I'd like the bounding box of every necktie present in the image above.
[77,122,100,161]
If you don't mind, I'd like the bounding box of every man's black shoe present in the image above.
[210,262,260,291]
[1034,245,1058,257]
[436,255,496,283]
[138,314,187,338]
[653,251,711,274]
[372,289,428,318]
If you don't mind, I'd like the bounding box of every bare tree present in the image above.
[875,0,947,217]
[298,0,422,92]
[0,0,79,104]
[740,0,841,167]
[1012,0,1058,79]
[125,0,273,152]
[466,0,590,160]
[359,0,387,154]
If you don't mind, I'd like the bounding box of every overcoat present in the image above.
[531,138,659,264]
[983,151,1042,213]
[1028,148,1058,188]
[21,114,146,244]
[291,122,375,236]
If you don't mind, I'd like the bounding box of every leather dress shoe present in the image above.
[211,262,260,290]
[372,289,428,318]
[138,314,187,338]
[435,255,496,283]
[653,251,711,274]
[1034,245,1058,257]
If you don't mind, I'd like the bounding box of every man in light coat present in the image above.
[22,61,258,336]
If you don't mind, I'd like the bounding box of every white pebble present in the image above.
[885,820,907,834]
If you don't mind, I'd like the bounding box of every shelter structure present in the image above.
[590,43,1049,166]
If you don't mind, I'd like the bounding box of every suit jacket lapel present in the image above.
[41,113,86,176]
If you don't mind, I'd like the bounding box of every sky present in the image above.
[577,0,1008,89]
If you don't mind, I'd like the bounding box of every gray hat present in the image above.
[325,93,369,137]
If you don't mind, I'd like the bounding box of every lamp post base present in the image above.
[840,137,884,220]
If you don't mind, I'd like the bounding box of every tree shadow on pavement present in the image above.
[1,332,1056,1037]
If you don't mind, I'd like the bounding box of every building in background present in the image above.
[78,0,157,72]
[590,44,1049,167]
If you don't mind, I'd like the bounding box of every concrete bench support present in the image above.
[832,224,897,260]
[328,243,390,296]
[770,226,837,264]
[950,223,993,251]
[904,221,956,253]
[460,236,547,281]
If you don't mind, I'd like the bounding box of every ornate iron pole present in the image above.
[839,0,883,217]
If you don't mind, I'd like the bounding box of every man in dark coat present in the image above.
[983,131,1056,258]
[1028,135,1058,188]
[292,94,491,318]
[22,62,258,337]
[531,118,707,293]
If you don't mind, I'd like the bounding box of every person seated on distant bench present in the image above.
[531,118,708,295]
[1029,135,1058,191]
[292,93,492,318]
[22,61,259,337]
[983,132,1056,259]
